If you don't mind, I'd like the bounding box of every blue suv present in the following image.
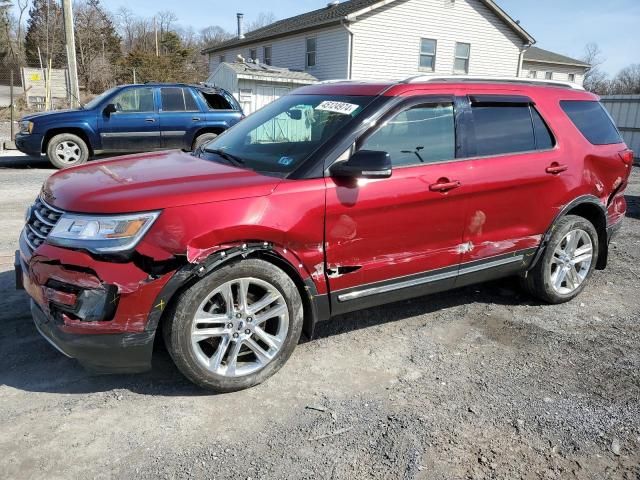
[15,83,243,168]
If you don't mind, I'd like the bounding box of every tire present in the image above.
[522,215,599,304]
[46,133,90,169]
[192,132,218,152]
[164,258,304,392]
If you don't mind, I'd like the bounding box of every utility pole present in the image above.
[154,17,159,57]
[61,0,80,108]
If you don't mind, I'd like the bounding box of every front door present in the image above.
[325,98,474,314]
[100,86,160,152]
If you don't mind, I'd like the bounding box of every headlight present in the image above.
[48,211,160,253]
[20,121,34,134]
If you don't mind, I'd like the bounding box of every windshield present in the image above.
[197,94,376,175]
[84,87,119,110]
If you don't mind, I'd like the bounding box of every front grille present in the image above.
[22,197,65,253]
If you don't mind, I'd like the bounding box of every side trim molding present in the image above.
[337,254,524,302]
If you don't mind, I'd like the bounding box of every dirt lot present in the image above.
[0,156,639,480]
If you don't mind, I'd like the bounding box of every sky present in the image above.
[18,0,640,75]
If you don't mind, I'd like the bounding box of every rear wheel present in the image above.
[46,133,89,169]
[192,132,218,152]
[164,259,303,392]
[522,215,598,303]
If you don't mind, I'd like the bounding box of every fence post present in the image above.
[10,70,14,140]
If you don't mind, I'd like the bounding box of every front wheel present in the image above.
[46,133,90,169]
[164,259,303,392]
[522,215,599,303]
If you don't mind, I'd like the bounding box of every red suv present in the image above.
[16,78,633,392]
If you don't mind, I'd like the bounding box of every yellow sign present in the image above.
[29,73,42,82]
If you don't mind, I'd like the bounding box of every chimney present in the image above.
[237,13,245,39]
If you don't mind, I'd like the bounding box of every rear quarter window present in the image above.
[560,100,622,145]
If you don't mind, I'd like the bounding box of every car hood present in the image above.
[22,109,88,122]
[42,150,282,213]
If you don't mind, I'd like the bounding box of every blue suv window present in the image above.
[113,87,155,113]
[161,87,199,112]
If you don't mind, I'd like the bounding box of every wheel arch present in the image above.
[191,126,226,149]
[529,195,609,272]
[43,127,95,156]
[149,242,328,342]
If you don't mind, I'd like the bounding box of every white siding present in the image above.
[521,61,586,86]
[208,26,350,81]
[349,0,525,81]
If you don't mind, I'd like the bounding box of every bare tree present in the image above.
[246,12,276,33]
[200,25,232,47]
[611,64,640,94]
[581,43,610,94]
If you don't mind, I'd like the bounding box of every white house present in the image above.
[203,0,590,87]
[206,61,317,114]
[522,46,590,86]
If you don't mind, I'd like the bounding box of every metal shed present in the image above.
[601,95,640,161]
[206,61,318,115]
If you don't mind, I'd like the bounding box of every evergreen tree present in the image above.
[24,0,65,68]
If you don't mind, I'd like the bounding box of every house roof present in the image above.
[212,61,318,85]
[202,0,535,54]
[523,46,590,68]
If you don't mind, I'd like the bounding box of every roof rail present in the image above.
[402,75,584,90]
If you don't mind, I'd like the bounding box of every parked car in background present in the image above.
[15,83,243,168]
[16,77,633,392]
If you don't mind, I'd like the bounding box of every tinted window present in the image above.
[531,108,555,150]
[472,105,535,156]
[362,103,455,166]
[161,87,199,112]
[560,100,622,145]
[112,87,154,113]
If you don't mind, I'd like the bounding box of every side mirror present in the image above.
[103,103,117,116]
[287,109,302,120]
[330,150,392,180]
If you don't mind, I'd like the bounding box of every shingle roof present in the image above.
[523,46,590,68]
[220,62,318,84]
[203,0,534,54]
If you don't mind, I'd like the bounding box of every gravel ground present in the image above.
[0,157,638,480]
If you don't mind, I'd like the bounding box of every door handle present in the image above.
[545,163,568,174]
[192,117,201,121]
[145,118,156,123]
[429,178,461,192]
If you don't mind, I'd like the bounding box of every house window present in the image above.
[454,42,470,73]
[528,70,537,79]
[249,48,257,61]
[263,46,272,66]
[306,37,317,68]
[568,73,576,82]
[545,71,553,80]
[219,55,226,64]
[419,38,437,71]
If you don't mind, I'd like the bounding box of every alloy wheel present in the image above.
[55,140,81,164]
[190,277,289,377]
[548,228,593,295]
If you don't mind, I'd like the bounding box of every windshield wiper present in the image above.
[203,148,245,167]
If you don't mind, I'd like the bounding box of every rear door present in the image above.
[455,94,567,279]
[324,96,474,314]
[158,86,204,149]
[100,86,160,152]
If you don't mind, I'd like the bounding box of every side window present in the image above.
[361,103,456,167]
[471,104,535,156]
[560,100,622,145]
[199,91,233,110]
[112,87,155,113]
[161,87,199,112]
[531,108,555,150]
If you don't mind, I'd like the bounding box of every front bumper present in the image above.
[15,132,44,156]
[31,300,155,373]
[16,239,176,373]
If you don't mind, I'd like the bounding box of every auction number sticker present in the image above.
[315,101,359,115]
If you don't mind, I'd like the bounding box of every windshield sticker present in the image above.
[315,101,359,115]
[278,156,294,166]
